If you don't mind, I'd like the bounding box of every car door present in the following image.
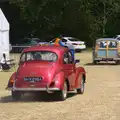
[63,51,76,90]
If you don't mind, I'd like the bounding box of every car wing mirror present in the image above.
[75,59,80,64]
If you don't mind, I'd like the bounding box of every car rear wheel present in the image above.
[77,77,85,94]
[12,91,21,100]
[57,81,68,101]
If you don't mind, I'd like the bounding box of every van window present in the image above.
[98,41,117,48]
[99,41,107,48]
[108,41,117,48]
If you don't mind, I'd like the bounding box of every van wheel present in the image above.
[77,77,85,94]
[57,81,68,101]
[12,91,21,100]
[115,61,120,65]
[93,60,97,64]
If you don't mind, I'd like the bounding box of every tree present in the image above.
[9,0,120,45]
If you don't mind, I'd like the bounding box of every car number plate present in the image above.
[24,77,42,82]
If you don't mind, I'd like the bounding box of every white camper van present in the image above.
[0,8,10,70]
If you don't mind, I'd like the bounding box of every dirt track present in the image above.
[0,52,120,120]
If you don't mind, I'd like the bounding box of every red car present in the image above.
[6,46,86,101]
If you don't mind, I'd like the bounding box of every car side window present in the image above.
[63,53,69,64]
[68,51,73,64]
[63,52,73,64]
[61,39,67,42]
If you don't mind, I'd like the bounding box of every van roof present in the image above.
[96,38,119,42]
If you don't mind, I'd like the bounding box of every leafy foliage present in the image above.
[9,0,120,46]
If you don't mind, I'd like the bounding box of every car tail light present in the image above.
[10,79,14,84]
[7,79,14,87]
[7,73,16,88]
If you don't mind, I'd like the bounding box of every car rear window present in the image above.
[20,51,58,62]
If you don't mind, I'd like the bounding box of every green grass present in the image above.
[86,47,92,52]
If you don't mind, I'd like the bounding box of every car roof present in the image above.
[62,37,84,42]
[62,37,76,39]
[96,38,119,42]
[23,45,68,54]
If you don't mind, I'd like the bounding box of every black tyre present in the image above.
[75,49,82,53]
[115,60,120,65]
[77,77,85,94]
[78,50,82,53]
[93,60,97,64]
[57,81,68,101]
[12,91,21,100]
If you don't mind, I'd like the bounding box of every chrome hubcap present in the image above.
[81,79,84,92]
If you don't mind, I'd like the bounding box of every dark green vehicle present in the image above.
[11,38,41,53]
[92,38,120,64]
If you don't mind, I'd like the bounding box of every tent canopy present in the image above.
[0,8,9,31]
[0,8,10,63]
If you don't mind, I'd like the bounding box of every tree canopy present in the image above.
[7,0,120,45]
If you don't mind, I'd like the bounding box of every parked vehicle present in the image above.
[114,35,120,41]
[38,42,49,45]
[50,37,86,52]
[6,45,86,101]
[11,38,45,53]
[92,38,120,64]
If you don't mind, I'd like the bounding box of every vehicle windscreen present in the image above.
[20,51,58,62]
[97,41,117,48]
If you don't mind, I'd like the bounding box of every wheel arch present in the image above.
[82,74,86,83]
[65,78,70,91]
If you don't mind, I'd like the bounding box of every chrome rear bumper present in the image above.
[6,87,60,93]
[6,87,60,91]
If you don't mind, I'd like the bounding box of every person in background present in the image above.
[54,37,61,46]
[54,36,75,62]
[60,38,75,62]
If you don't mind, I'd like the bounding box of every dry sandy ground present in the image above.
[0,52,120,120]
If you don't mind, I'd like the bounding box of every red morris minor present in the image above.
[6,46,86,101]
